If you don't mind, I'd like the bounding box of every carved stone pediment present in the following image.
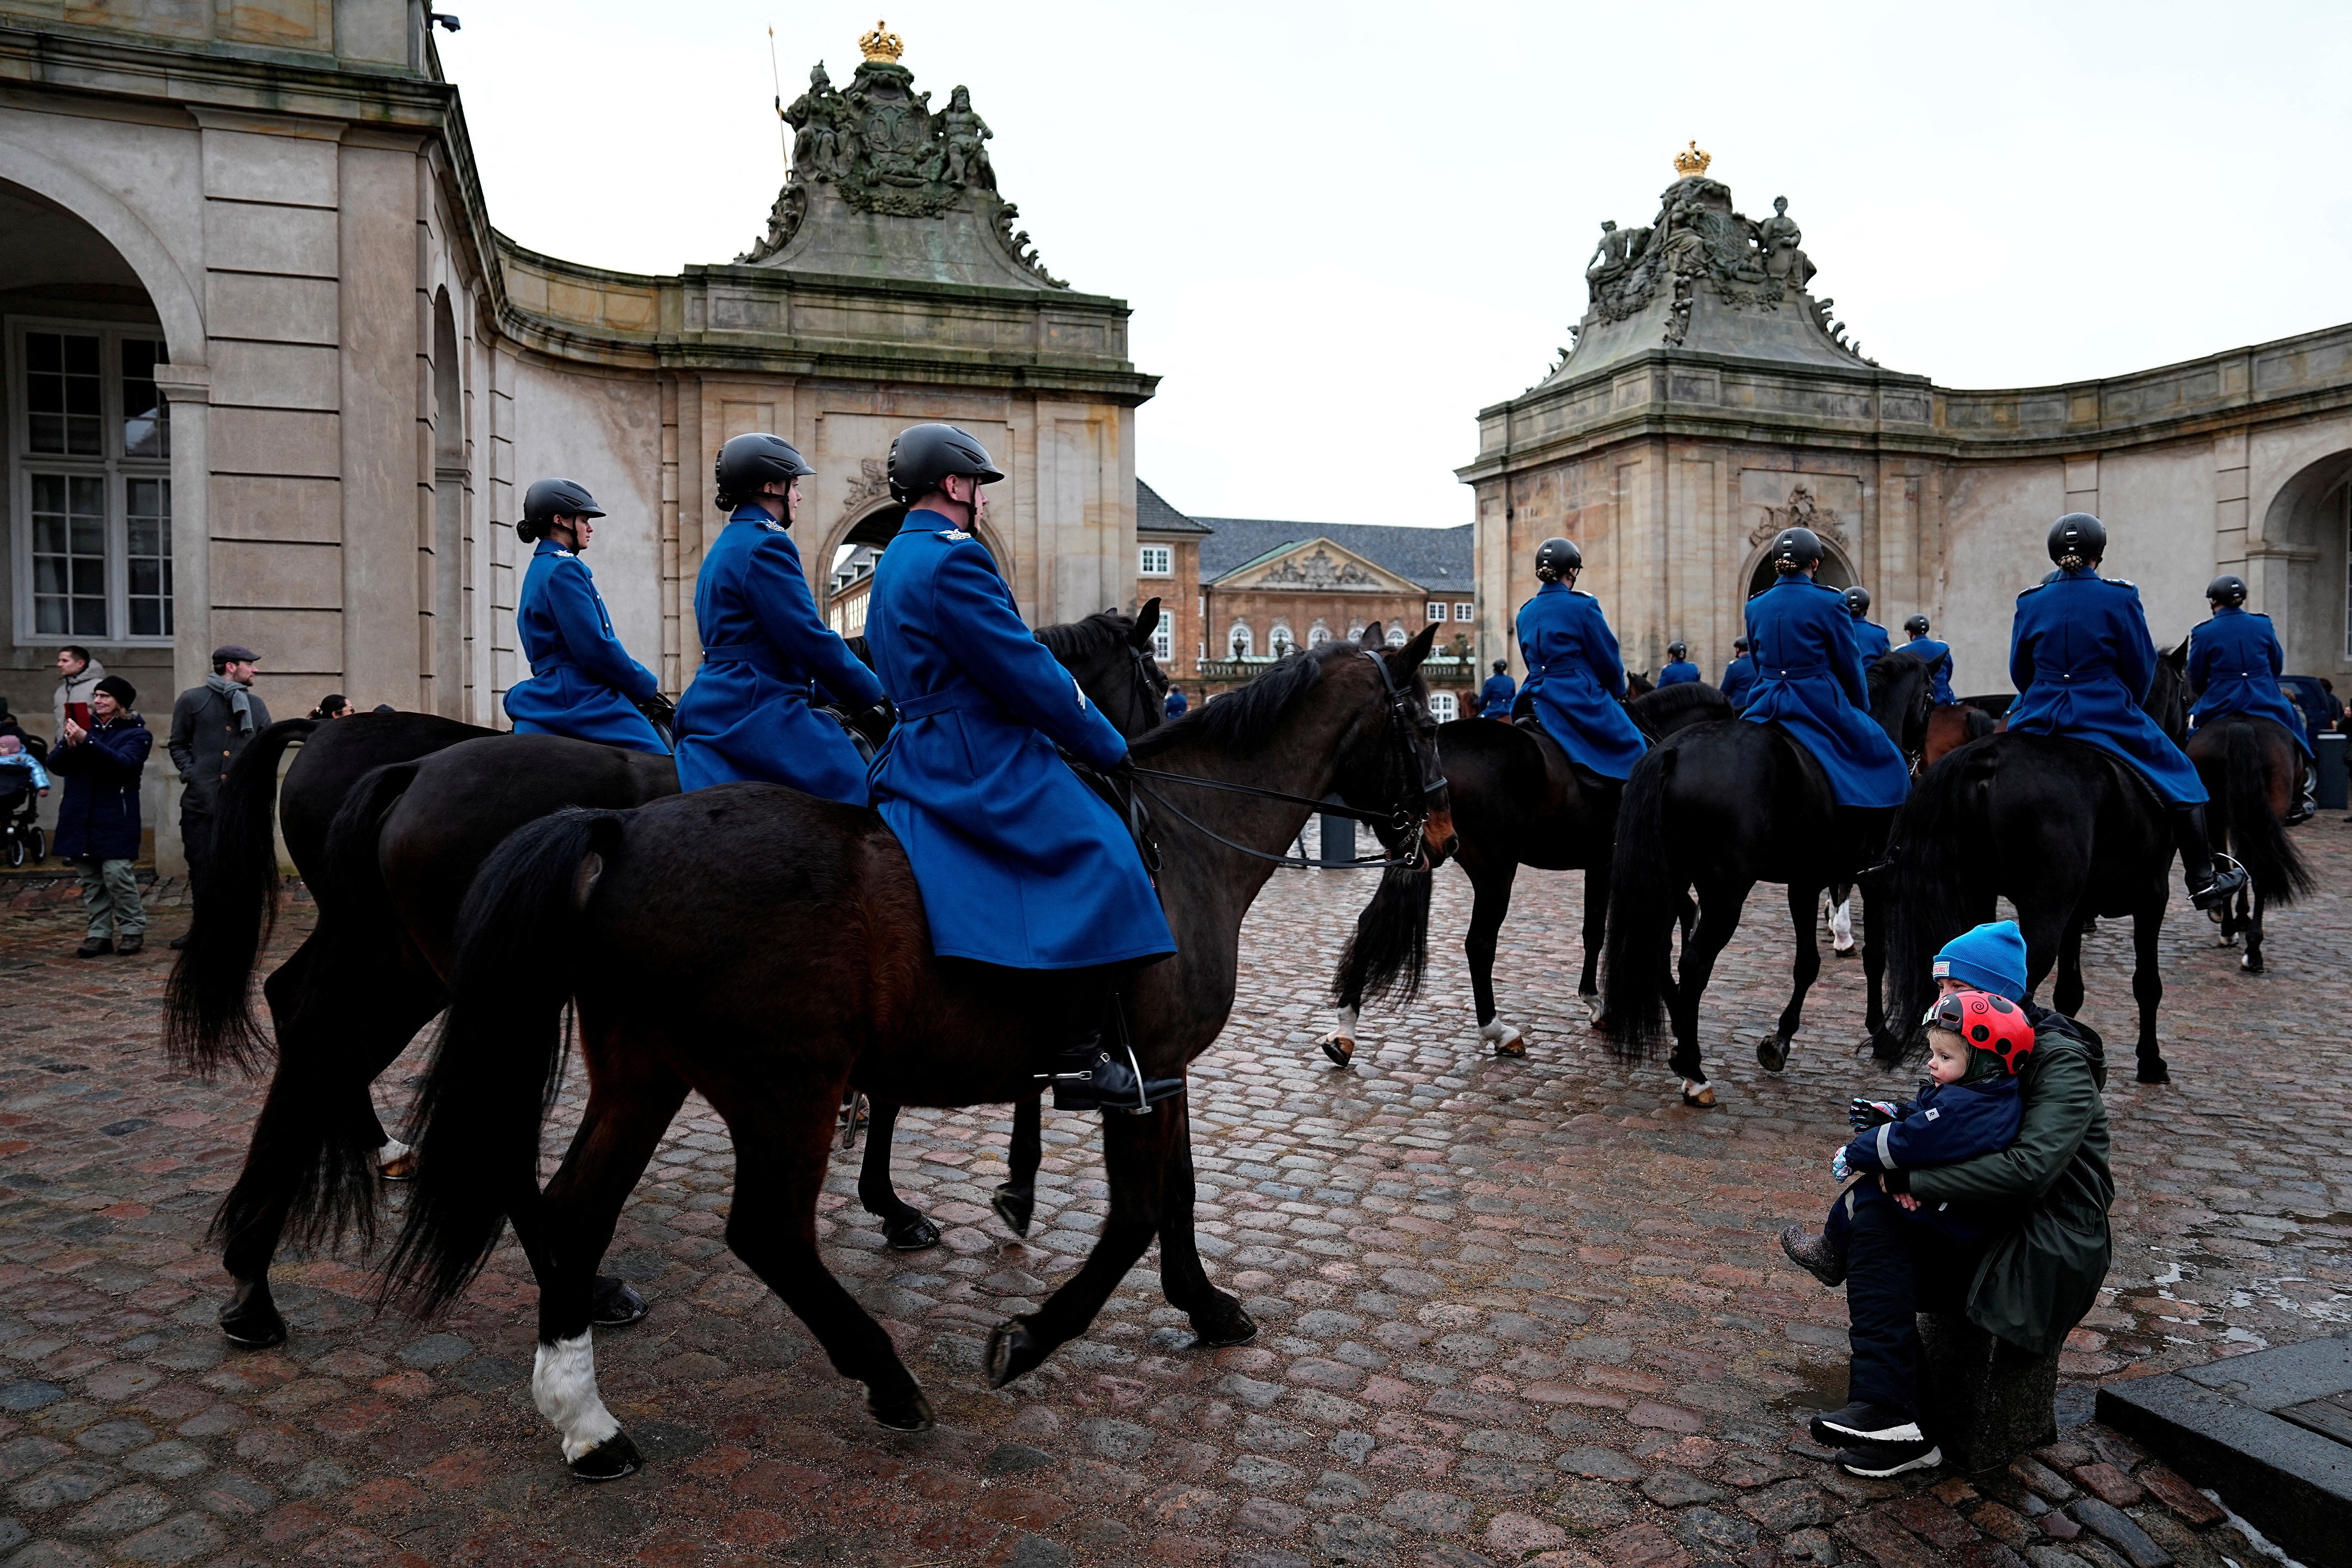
[1243,540,1409,593]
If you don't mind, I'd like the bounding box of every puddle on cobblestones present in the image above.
[1768,1356,1850,1413]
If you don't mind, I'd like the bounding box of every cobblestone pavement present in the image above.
[2,822,2349,1566]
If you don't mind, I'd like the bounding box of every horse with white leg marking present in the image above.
[2185,716,2313,975]
[379,633,1451,1477]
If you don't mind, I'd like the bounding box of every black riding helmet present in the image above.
[517,477,604,543]
[1734,636,1749,652]
[1844,585,1871,615]
[714,433,815,516]
[2206,573,2248,607]
[889,424,1004,506]
[1534,537,1582,581]
[1769,526,1823,574]
[1667,640,1688,660]
[1903,612,1930,636]
[2048,512,2106,566]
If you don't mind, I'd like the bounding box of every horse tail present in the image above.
[1600,744,1676,1057]
[163,717,315,1076]
[382,808,628,1316]
[1883,742,1995,1064]
[2224,721,2314,905]
[1329,865,1431,1010]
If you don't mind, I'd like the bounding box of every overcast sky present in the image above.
[442,1,2352,529]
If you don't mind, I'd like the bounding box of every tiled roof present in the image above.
[1137,479,1214,535]
[1195,517,1475,592]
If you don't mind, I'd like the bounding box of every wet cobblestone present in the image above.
[2,820,2348,1564]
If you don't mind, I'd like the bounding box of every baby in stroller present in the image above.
[0,729,51,867]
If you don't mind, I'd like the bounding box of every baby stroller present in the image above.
[1,733,48,868]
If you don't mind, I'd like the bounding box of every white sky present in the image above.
[443,1,2352,529]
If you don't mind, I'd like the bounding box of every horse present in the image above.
[2182,715,2312,974]
[1599,649,1933,1102]
[1323,681,1732,1063]
[176,607,1173,1348]
[1883,641,2194,1083]
[378,632,1452,1478]
[1922,701,1996,769]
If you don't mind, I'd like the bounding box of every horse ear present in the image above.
[1360,621,1383,647]
[1395,622,1438,673]
[1132,598,1162,647]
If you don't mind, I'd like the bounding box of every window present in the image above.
[1429,691,1459,722]
[11,322,172,642]
[1347,623,1364,642]
[1385,625,1408,648]
[1150,616,1173,661]
[1426,601,1446,623]
[1269,622,1294,656]
[1454,602,1474,622]
[1139,543,1172,578]
[1308,620,1331,647]
[1227,621,1253,657]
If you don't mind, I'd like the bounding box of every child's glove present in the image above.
[1848,1097,1900,1131]
[1830,1146,1852,1183]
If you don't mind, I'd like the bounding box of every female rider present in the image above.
[1512,538,1647,783]
[863,423,1178,1113]
[501,478,670,754]
[2006,513,2245,908]
[673,433,888,804]
[2188,573,2317,823]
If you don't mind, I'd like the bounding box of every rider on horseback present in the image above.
[2007,514,2247,909]
[2189,574,2318,825]
[1719,636,1757,708]
[1743,528,1910,856]
[1478,659,1516,720]
[1657,641,1700,688]
[864,424,1179,1113]
[1846,585,1892,673]
[673,434,889,805]
[1512,539,1648,782]
[503,479,671,755]
[1901,614,1956,707]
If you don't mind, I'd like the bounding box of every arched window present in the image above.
[1150,618,1174,661]
[1385,624,1408,648]
[1269,622,1294,657]
[1308,620,1331,647]
[1347,623,1364,643]
[1429,691,1459,722]
[1228,621,1253,658]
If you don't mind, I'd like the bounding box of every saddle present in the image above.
[1061,754,1163,877]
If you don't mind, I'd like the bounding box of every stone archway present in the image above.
[1743,538,1855,599]
[2257,450,2352,676]
[812,496,1015,607]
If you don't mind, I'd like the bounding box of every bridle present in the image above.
[1126,650,1448,871]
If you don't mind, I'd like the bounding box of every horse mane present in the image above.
[1866,646,1925,699]
[1034,608,1134,664]
[1134,642,1342,759]
[1627,681,1728,729]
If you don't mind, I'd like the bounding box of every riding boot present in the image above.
[2170,804,2246,910]
[1837,806,1897,878]
[1039,981,1183,1114]
[2287,762,2318,826]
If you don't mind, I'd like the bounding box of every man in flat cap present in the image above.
[168,644,272,946]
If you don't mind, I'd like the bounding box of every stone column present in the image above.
[339,137,425,710]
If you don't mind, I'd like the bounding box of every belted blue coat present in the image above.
[1477,672,1516,719]
[1514,583,1647,779]
[1657,660,1701,688]
[675,506,885,806]
[2007,567,2204,806]
[1164,688,1188,719]
[866,510,1176,971]
[1903,635,1956,706]
[2188,607,2311,758]
[48,715,150,861]
[1742,575,1912,808]
[1852,615,1892,671]
[501,541,667,754]
[1719,655,1757,707]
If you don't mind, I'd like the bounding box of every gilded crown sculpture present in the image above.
[1673,140,1712,178]
[859,18,903,62]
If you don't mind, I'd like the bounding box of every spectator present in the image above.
[1164,684,1187,720]
[167,645,273,951]
[2323,677,2345,733]
[53,644,103,741]
[0,695,33,748]
[310,693,354,720]
[50,675,152,957]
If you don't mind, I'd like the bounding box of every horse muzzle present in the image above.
[1420,804,1459,868]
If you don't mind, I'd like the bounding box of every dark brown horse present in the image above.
[381,633,1451,1478]
[2185,715,2313,973]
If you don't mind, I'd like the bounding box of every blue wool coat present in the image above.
[1164,688,1188,719]
[2007,567,2205,806]
[866,510,1175,971]
[502,541,667,755]
[1477,672,1516,719]
[1514,583,1648,779]
[1852,615,1892,672]
[2188,608,2311,758]
[1657,660,1701,688]
[1743,577,1912,808]
[48,715,150,860]
[1719,655,1757,708]
[675,506,885,806]
[1904,635,1956,706]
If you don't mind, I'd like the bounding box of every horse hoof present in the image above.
[1320,1034,1355,1068]
[1756,1038,1790,1074]
[376,1139,417,1181]
[218,1281,287,1349]
[884,1213,942,1252]
[986,1318,1045,1388]
[1581,993,1604,1026]
[1680,1080,1717,1108]
[867,1385,936,1432]
[1832,944,1856,959]
[1188,1298,1259,1349]
[2137,1059,2172,1086]
[568,1430,642,1481]
[1480,1022,1525,1058]
[2241,953,2263,975]
[589,1277,649,1329]
[991,1183,1034,1238]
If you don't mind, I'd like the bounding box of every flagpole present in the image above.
[768,26,789,173]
